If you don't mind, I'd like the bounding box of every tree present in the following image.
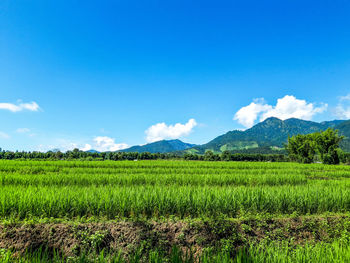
[314,129,344,165]
[203,151,220,161]
[221,150,232,161]
[286,134,316,164]
[55,151,63,160]
[286,129,344,165]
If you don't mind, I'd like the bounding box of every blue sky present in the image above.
[1,0,350,151]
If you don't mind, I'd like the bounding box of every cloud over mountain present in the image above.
[145,119,197,143]
[93,136,129,152]
[234,95,327,128]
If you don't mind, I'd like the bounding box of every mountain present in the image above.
[336,120,350,151]
[336,120,350,137]
[121,139,196,153]
[188,117,350,154]
[84,118,350,154]
[86,149,100,153]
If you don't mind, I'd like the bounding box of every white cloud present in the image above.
[0,102,40,112]
[234,95,327,128]
[145,118,197,143]
[57,141,80,152]
[233,99,272,128]
[261,96,327,121]
[37,136,128,152]
[81,144,92,151]
[340,94,350,101]
[93,136,128,151]
[16,128,30,133]
[335,94,350,119]
[0,132,10,139]
[37,139,86,152]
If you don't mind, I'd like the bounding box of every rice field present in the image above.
[1,160,350,219]
[1,160,350,262]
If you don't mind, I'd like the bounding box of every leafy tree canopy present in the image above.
[286,129,344,164]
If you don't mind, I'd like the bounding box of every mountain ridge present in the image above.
[187,117,349,154]
[121,139,196,153]
[83,118,350,154]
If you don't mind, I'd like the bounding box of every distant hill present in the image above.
[187,117,350,154]
[121,139,196,153]
[86,149,100,153]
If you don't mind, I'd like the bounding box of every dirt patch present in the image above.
[0,215,349,259]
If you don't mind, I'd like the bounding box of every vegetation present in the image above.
[0,147,292,163]
[286,129,344,164]
[1,160,350,261]
[3,239,350,263]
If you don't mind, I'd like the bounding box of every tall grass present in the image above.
[1,181,350,219]
[0,171,307,187]
[1,160,350,219]
[2,160,350,262]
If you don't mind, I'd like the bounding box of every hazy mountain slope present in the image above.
[337,120,350,137]
[336,120,350,151]
[121,139,196,153]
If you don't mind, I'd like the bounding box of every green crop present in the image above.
[2,160,350,262]
[1,160,350,219]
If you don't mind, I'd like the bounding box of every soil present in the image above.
[0,215,348,259]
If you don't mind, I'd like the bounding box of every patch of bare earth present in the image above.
[0,215,348,258]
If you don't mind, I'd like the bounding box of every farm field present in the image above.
[1,160,350,262]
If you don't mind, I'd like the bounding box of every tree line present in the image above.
[0,148,289,162]
[0,149,178,161]
[184,151,288,162]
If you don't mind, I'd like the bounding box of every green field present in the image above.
[1,160,350,262]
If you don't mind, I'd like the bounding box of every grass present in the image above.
[2,182,350,219]
[2,160,350,261]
